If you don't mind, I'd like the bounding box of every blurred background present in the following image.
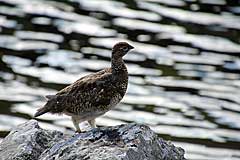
[0,0,240,159]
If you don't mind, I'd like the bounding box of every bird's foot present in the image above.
[75,129,81,133]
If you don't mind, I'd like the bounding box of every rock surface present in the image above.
[0,120,185,160]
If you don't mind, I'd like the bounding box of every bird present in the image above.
[34,42,134,132]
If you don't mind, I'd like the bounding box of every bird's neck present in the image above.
[111,58,127,74]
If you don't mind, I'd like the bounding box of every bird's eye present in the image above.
[122,47,128,52]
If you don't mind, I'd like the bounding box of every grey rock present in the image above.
[0,120,186,160]
[0,120,68,160]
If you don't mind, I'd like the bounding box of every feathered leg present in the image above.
[88,119,97,128]
[72,117,81,132]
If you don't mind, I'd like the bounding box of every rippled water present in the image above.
[0,0,240,159]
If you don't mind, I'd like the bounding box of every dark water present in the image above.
[0,0,240,159]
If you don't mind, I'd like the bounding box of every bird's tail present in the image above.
[34,94,57,117]
[34,107,51,117]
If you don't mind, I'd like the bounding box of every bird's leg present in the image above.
[72,117,81,133]
[88,119,97,128]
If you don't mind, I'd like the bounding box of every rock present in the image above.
[0,120,185,160]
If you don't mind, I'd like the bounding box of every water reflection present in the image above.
[0,0,240,159]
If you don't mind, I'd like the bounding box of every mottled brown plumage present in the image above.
[34,42,134,132]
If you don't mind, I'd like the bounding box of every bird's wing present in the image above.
[44,68,113,113]
[57,68,112,95]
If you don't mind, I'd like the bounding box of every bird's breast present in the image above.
[109,93,123,109]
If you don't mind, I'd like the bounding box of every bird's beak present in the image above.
[129,45,134,50]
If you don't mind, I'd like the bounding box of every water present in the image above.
[0,0,240,159]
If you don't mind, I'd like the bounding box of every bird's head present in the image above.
[112,42,134,59]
